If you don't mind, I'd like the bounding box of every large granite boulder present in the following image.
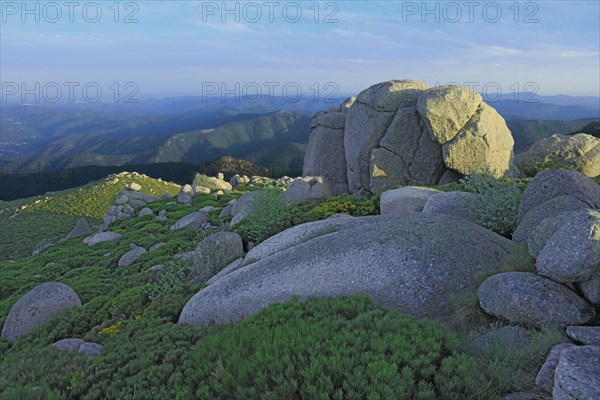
[513,195,589,244]
[478,272,595,327]
[517,169,600,225]
[307,80,518,194]
[536,209,600,283]
[303,110,349,191]
[179,212,514,327]
[553,345,600,400]
[1,283,82,342]
[516,133,600,178]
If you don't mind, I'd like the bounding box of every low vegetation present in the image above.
[3,170,580,399]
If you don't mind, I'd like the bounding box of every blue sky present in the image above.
[1,0,599,98]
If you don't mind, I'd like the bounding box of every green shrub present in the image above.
[460,174,523,237]
[178,296,498,400]
[233,188,291,243]
[521,161,575,177]
[305,194,379,221]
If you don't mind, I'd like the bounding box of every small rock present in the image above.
[149,242,166,252]
[170,211,208,231]
[148,264,164,272]
[32,243,54,256]
[53,338,103,357]
[118,246,147,267]
[84,232,122,245]
[127,182,142,192]
[138,207,154,217]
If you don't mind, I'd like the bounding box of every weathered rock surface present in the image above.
[303,111,348,190]
[53,338,103,356]
[380,186,440,214]
[189,232,244,282]
[553,345,600,400]
[513,195,589,244]
[566,326,600,346]
[577,274,600,304]
[536,209,600,283]
[527,211,575,258]
[83,231,122,245]
[478,272,595,327]
[206,258,244,286]
[63,218,92,241]
[179,212,514,327]
[535,343,576,393]
[285,176,333,204]
[229,192,257,227]
[1,283,82,342]
[422,191,478,223]
[306,80,517,194]
[516,133,600,178]
[170,211,208,231]
[442,103,515,178]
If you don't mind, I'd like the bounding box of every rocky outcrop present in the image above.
[535,343,576,393]
[516,133,600,178]
[1,282,82,342]
[304,80,518,194]
[102,190,160,227]
[189,232,244,282]
[179,212,514,328]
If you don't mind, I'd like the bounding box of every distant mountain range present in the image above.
[1,93,598,200]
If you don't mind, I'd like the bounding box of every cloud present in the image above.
[483,46,523,56]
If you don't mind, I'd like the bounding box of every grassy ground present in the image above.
[0,171,588,399]
[0,173,180,261]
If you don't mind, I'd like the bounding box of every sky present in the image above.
[1,0,599,101]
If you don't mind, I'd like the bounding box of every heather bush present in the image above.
[460,174,523,237]
[233,188,291,243]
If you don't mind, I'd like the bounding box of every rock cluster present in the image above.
[303,80,518,194]
[102,190,165,228]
